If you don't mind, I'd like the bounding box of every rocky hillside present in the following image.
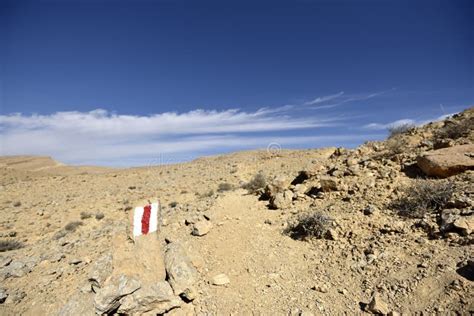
[0,107,473,315]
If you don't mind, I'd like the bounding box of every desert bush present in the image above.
[0,240,24,252]
[285,212,334,240]
[388,123,414,139]
[434,117,474,140]
[390,179,455,218]
[80,211,92,220]
[217,182,233,192]
[199,190,214,198]
[95,212,105,220]
[242,173,266,194]
[64,221,84,232]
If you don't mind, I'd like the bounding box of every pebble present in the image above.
[192,220,212,236]
[212,273,230,286]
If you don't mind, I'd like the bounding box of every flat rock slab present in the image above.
[417,144,474,177]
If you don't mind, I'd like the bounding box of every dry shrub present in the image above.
[285,212,334,240]
[390,179,455,218]
[388,123,415,139]
[80,211,92,220]
[242,173,266,194]
[434,117,474,140]
[217,182,233,192]
[0,240,24,252]
[64,221,84,232]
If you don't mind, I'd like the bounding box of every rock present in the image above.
[319,176,338,192]
[212,273,230,286]
[166,303,195,316]
[164,243,198,296]
[0,287,7,303]
[453,216,473,235]
[312,284,329,293]
[117,282,181,315]
[191,220,212,236]
[69,258,82,265]
[363,205,378,216]
[366,292,389,315]
[439,209,461,233]
[4,290,26,304]
[270,190,293,209]
[94,274,141,314]
[417,144,474,178]
[58,291,95,316]
[0,256,12,267]
[88,254,113,292]
[13,201,21,207]
[1,260,31,279]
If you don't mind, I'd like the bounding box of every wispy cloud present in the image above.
[303,91,345,105]
[307,88,396,110]
[0,108,351,166]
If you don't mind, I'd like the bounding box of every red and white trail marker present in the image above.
[133,201,160,237]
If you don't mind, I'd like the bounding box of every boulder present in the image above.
[117,282,181,315]
[164,243,198,296]
[417,144,474,177]
[94,274,141,314]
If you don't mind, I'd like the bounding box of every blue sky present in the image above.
[0,0,473,166]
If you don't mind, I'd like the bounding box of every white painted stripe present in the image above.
[149,202,159,234]
[133,206,144,237]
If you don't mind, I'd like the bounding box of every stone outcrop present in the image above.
[417,144,474,177]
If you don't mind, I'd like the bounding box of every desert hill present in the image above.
[0,107,473,315]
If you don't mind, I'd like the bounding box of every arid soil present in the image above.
[0,108,473,315]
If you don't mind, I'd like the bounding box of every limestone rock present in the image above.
[319,176,338,192]
[58,291,95,316]
[453,216,473,236]
[94,274,141,314]
[191,220,212,236]
[0,287,7,303]
[117,282,181,315]
[270,190,293,209]
[88,253,113,292]
[417,144,474,177]
[367,292,389,315]
[212,273,230,286]
[164,243,198,296]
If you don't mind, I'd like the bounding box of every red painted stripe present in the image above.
[141,204,151,235]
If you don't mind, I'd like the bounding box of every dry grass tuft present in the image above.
[285,212,334,240]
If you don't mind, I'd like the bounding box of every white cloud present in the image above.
[303,91,344,105]
[0,108,355,166]
[363,113,456,130]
